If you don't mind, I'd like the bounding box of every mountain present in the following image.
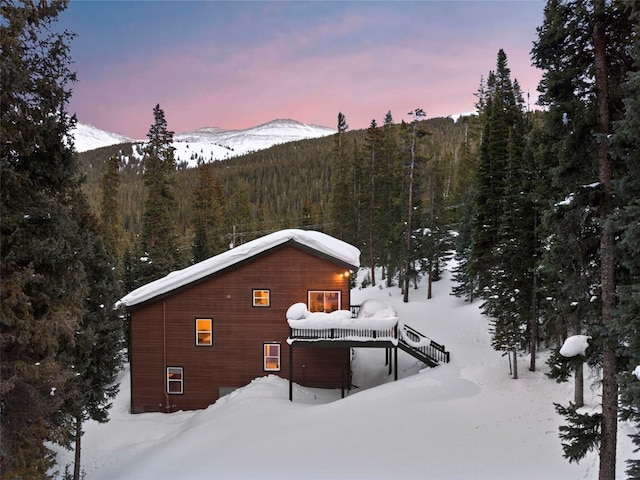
[71,119,336,166]
[71,122,134,153]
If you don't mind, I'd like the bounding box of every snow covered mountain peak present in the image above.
[70,122,134,153]
[71,118,336,166]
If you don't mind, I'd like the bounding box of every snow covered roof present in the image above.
[118,229,360,308]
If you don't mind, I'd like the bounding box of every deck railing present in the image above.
[288,304,450,366]
[399,323,450,364]
[289,326,397,342]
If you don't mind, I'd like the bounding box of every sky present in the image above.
[59,0,546,139]
[52,261,637,479]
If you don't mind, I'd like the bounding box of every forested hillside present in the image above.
[79,115,478,257]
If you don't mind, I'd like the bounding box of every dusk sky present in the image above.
[59,0,546,139]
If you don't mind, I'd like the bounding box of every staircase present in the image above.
[397,323,450,368]
[349,304,450,368]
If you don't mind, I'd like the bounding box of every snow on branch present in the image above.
[559,335,591,357]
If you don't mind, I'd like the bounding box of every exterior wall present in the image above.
[129,243,353,413]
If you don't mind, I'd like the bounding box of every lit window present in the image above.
[196,318,212,346]
[253,289,270,307]
[167,367,183,394]
[308,291,341,313]
[264,343,281,371]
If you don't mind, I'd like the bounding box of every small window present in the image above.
[308,291,341,313]
[167,367,183,394]
[264,343,281,371]
[196,318,212,346]
[253,289,270,307]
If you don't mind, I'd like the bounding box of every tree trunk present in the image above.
[512,348,518,380]
[574,362,584,409]
[530,211,538,372]
[594,1,617,477]
[74,416,82,480]
[370,149,376,287]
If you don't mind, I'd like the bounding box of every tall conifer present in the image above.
[377,111,404,287]
[0,0,120,475]
[191,161,227,262]
[329,112,356,242]
[532,1,635,475]
[612,6,640,476]
[136,104,180,285]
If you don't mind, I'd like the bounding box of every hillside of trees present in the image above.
[79,115,475,251]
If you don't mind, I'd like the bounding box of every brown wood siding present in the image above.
[129,243,353,413]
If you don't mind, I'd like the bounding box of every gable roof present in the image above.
[117,229,360,308]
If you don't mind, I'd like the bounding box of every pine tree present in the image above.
[532,0,636,475]
[419,147,453,300]
[227,180,253,246]
[451,115,482,302]
[100,153,124,262]
[612,7,640,476]
[361,118,383,286]
[0,0,100,475]
[54,196,123,480]
[329,112,356,242]
[136,104,180,286]
[401,108,427,302]
[191,161,227,262]
[377,111,405,287]
[465,50,532,373]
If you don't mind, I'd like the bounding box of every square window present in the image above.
[264,343,281,371]
[196,318,212,346]
[253,289,270,307]
[308,291,341,313]
[167,367,183,394]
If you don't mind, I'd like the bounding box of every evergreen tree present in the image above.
[418,148,453,299]
[612,7,640,476]
[100,153,124,263]
[191,161,227,262]
[376,111,405,287]
[0,0,120,475]
[451,115,482,302]
[329,112,356,242]
[136,104,180,286]
[361,118,383,285]
[54,196,124,480]
[465,50,532,373]
[532,0,635,475]
[401,108,427,302]
[227,180,253,246]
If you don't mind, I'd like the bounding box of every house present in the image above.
[118,229,361,413]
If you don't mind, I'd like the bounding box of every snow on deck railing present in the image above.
[286,301,398,344]
[399,322,450,364]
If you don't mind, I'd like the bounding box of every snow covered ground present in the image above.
[53,264,637,479]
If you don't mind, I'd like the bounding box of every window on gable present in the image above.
[167,367,183,394]
[308,290,341,313]
[264,343,281,371]
[253,289,270,307]
[196,318,212,346]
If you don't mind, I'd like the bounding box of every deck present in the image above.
[287,306,450,400]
